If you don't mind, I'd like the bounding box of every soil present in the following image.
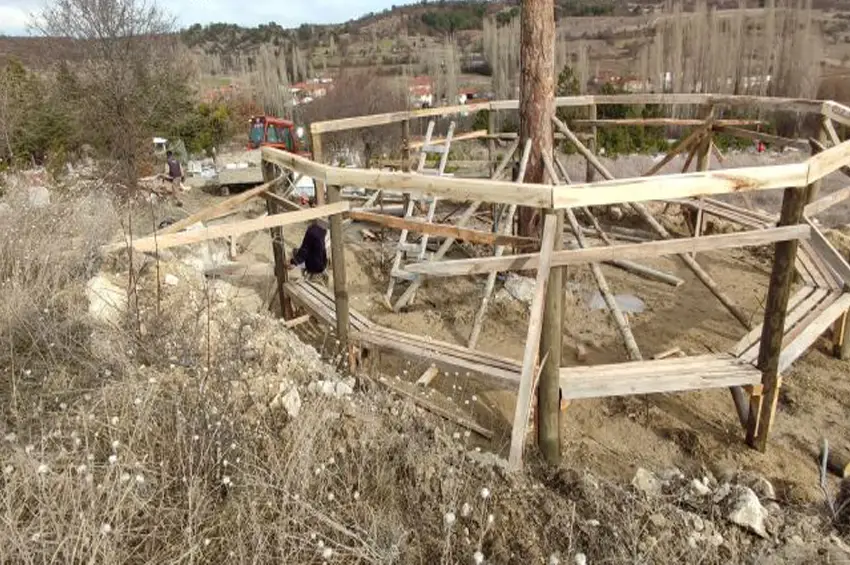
[185,149,850,509]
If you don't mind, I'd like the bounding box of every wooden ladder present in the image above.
[384,120,456,308]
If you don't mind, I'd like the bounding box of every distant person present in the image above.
[164,151,186,193]
[288,220,328,284]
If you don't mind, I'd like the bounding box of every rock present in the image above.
[335,380,354,397]
[648,513,668,529]
[504,274,536,304]
[788,535,804,545]
[748,475,776,501]
[690,478,712,497]
[164,274,180,286]
[658,467,685,482]
[708,532,724,547]
[320,381,336,397]
[726,486,769,538]
[85,274,127,327]
[27,186,50,208]
[270,385,301,419]
[631,468,662,496]
[573,553,587,565]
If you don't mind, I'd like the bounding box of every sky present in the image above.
[0,0,406,36]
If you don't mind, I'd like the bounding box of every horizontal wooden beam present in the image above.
[573,118,762,128]
[309,95,827,135]
[807,138,850,184]
[111,202,349,253]
[348,210,537,247]
[404,225,810,277]
[804,185,850,217]
[262,146,553,208]
[552,162,810,209]
[410,129,487,149]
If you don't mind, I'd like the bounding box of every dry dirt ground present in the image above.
[186,147,850,510]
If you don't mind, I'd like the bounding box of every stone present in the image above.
[504,274,536,304]
[573,553,587,565]
[335,381,354,397]
[657,467,685,482]
[648,513,668,529]
[320,380,336,397]
[708,533,724,547]
[690,478,712,497]
[631,467,662,496]
[270,386,301,419]
[164,274,180,286]
[726,486,769,538]
[85,274,127,327]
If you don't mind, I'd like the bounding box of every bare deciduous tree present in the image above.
[32,0,192,189]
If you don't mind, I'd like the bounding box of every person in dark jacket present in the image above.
[288,220,328,282]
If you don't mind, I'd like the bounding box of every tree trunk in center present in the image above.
[518,0,555,238]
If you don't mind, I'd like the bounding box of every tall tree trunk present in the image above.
[518,0,555,238]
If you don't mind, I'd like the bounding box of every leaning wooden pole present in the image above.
[552,116,752,331]
[328,184,350,348]
[262,161,293,319]
[509,214,558,471]
[517,0,555,238]
[746,185,807,451]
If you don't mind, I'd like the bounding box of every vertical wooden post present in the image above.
[517,0,555,238]
[488,110,497,176]
[538,208,564,463]
[586,104,597,183]
[745,186,807,452]
[327,184,349,347]
[401,119,410,173]
[311,130,326,206]
[692,112,712,258]
[806,116,830,204]
[263,161,294,319]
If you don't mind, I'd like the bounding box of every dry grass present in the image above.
[0,170,841,564]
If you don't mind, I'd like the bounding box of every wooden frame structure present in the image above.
[263,93,850,469]
[107,93,850,472]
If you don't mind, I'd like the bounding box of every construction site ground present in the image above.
[171,147,850,507]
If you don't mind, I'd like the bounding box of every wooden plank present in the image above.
[348,210,537,247]
[416,365,439,387]
[155,176,282,237]
[291,280,373,331]
[731,286,820,358]
[368,375,493,439]
[307,94,822,136]
[822,101,850,129]
[806,219,850,287]
[778,293,850,372]
[574,118,762,127]
[311,102,492,134]
[823,117,842,146]
[799,239,842,290]
[804,185,850,217]
[509,214,558,472]
[552,162,810,209]
[357,329,520,387]
[807,138,850,185]
[410,129,487,150]
[262,146,552,209]
[561,363,760,400]
[115,202,350,253]
[404,225,811,277]
[283,314,311,328]
[642,126,711,177]
[809,138,850,182]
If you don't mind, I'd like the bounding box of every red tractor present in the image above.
[247,115,312,158]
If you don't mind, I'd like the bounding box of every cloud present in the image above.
[0,0,408,35]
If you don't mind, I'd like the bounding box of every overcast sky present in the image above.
[0,0,406,36]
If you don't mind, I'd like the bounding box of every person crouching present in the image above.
[288,220,329,284]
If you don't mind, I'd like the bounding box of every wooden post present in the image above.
[538,209,564,463]
[327,184,349,348]
[517,0,555,238]
[488,110,497,176]
[806,116,830,204]
[262,161,294,319]
[311,130,326,206]
[746,185,807,452]
[509,214,558,471]
[586,104,597,183]
[401,119,410,173]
